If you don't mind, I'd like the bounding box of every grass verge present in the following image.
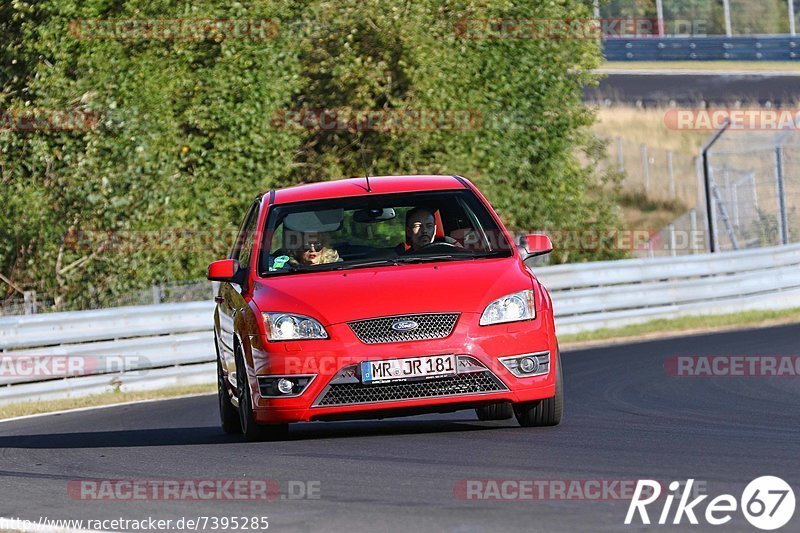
[560,307,800,346]
[0,383,215,421]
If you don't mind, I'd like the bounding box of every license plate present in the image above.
[361,354,457,383]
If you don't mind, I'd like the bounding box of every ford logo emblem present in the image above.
[391,320,419,332]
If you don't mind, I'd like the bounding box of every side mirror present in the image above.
[207,259,239,282]
[521,234,553,259]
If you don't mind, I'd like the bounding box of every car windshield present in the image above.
[258,190,513,276]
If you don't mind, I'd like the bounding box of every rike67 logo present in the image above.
[625,477,795,530]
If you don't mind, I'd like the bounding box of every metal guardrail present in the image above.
[0,301,213,350]
[1,243,799,405]
[603,36,800,61]
[0,363,215,405]
[537,243,800,333]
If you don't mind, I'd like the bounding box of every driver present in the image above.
[406,207,436,251]
[396,207,460,253]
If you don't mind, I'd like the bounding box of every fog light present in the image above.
[499,352,549,378]
[518,357,539,374]
[277,378,295,395]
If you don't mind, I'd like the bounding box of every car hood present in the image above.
[252,257,534,325]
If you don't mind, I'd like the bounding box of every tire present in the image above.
[475,402,514,421]
[235,344,289,442]
[217,355,242,434]
[513,349,563,427]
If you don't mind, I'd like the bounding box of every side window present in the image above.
[231,202,260,269]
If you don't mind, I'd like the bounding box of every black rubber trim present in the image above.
[452,175,469,188]
[268,190,276,205]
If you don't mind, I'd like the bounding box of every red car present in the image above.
[208,175,562,440]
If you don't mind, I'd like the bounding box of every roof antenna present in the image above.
[358,135,372,192]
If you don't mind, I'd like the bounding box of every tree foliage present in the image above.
[1,0,622,309]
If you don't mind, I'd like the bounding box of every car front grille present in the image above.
[313,358,508,407]
[348,313,459,344]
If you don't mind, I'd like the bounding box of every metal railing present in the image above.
[1,243,799,405]
[0,279,215,317]
[604,36,800,61]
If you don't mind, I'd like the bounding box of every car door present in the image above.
[216,200,260,378]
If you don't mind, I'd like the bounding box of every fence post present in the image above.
[656,0,665,37]
[152,284,163,304]
[722,0,732,36]
[750,172,759,210]
[774,147,789,245]
[709,166,720,250]
[701,120,731,252]
[667,150,675,200]
[23,291,38,315]
[641,144,649,196]
[695,156,709,253]
[669,224,677,257]
[690,208,698,254]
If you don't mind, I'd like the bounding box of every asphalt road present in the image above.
[1,324,799,532]
[585,73,800,106]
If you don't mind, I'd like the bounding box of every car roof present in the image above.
[270,175,470,205]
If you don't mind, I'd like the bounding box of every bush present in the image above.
[0,0,623,309]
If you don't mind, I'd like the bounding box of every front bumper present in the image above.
[247,310,558,424]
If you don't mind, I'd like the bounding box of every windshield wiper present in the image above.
[393,254,462,263]
[395,251,509,263]
[331,259,401,270]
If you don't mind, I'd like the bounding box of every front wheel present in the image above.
[513,349,563,427]
[217,355,241,434]
[235,345,289,441]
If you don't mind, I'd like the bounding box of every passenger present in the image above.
[293,235,340,266]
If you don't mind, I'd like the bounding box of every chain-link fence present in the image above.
[601,126,800,258]
[643,207,705,258]
[0,279,212,316]
[706,129,800,251]
[606,136,700,207]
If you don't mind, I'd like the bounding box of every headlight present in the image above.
[263,312,328,341]
[479,289,536,326]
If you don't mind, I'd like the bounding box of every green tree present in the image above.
[1,0,623,310]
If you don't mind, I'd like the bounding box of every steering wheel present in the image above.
[417,241,459,253]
